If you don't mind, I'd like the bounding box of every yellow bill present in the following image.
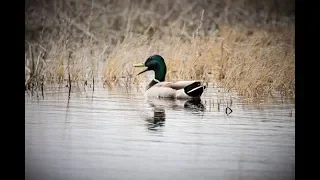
[133,63,145,67]
[133,63,149,75]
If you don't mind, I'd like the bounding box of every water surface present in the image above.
[25,85,295,180]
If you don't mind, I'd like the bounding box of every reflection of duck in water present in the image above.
[145,107,166,131]
[145,99,205,131]
[147,98,205,112]
[183,99,205,111]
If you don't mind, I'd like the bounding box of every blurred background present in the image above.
[25,0,295,42]
[25,0,295,98]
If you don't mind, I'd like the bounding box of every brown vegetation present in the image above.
[25,0,295,99]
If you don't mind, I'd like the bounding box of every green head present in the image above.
[134,55,167,82]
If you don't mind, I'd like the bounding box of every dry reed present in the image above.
[103,25,294,99]
[25,0,295,99]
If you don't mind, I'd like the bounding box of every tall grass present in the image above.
[103,25,294,99]
[25,0,295,99]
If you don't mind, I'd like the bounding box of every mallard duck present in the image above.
[134,55,206,99]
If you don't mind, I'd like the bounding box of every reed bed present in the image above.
[103,25,294,99]
[25,0,295,99]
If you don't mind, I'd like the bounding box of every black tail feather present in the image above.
[184,82,206,98]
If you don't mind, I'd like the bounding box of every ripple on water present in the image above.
[25,87,295,180]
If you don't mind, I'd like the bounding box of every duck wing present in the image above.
[163,81,203,90]
[146,80,206,99]
[164,81,206,98]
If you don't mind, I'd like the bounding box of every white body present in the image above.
[144,81,204,99]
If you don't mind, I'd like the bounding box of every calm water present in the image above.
[25,85,295,180]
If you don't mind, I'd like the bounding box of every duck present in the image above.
[134,55,206,99]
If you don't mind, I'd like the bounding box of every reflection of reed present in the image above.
[65,96,71,123]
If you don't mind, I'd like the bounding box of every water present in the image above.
[25,85,295,180]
